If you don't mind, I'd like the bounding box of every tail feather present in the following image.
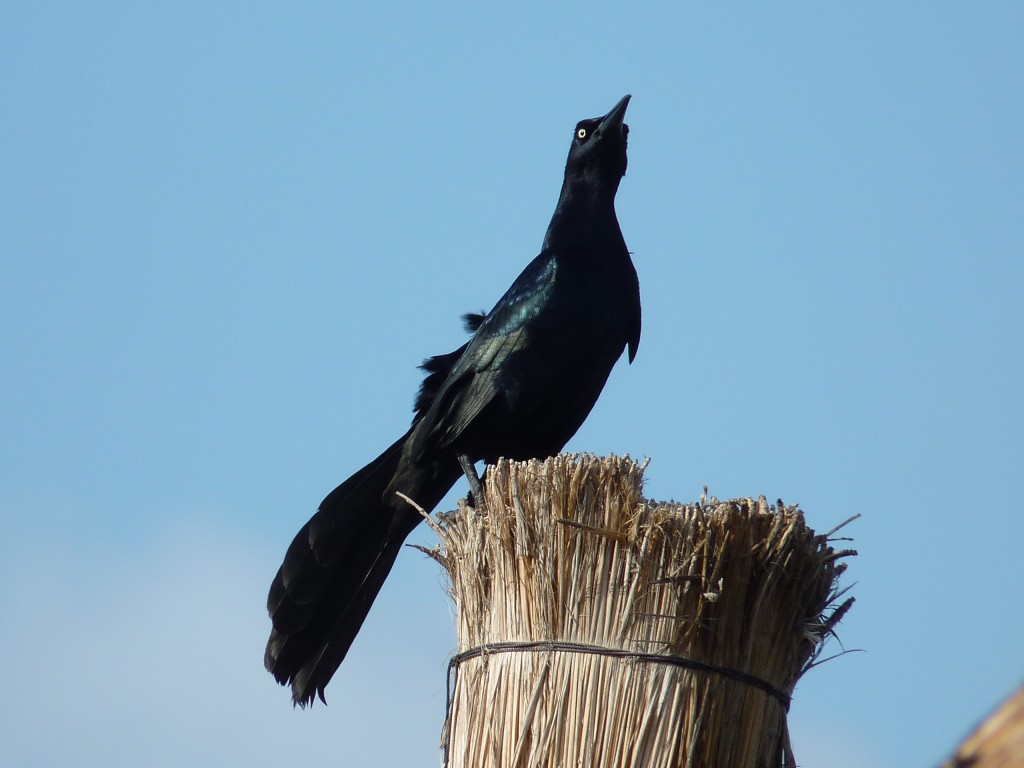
[268,437,404,615]
[288,536,406,705]
[264,430,462,706]
[265,432,408,703]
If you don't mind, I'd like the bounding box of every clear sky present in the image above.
[2,3,1022,766]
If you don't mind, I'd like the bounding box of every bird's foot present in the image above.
[457,454,485,508]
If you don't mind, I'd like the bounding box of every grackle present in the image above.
[265,95,641,706]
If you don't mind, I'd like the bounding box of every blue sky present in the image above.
[2,3,1022,766]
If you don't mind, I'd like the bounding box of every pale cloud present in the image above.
[1,512,454,768]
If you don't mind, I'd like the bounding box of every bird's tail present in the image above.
[264,429,450,706]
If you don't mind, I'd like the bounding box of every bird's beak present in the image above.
[598,94,631,136]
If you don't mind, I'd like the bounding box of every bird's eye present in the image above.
[577,128,587,140]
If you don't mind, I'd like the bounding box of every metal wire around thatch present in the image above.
[424,454,855,768]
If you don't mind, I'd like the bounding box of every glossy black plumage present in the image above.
[265,95,641,706]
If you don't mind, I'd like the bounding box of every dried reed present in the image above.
[429,454,855,768]
[944,685,1024,768]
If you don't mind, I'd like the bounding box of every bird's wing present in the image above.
[413,313,486,420]
[409,252,557,460]
[626,265,642,363]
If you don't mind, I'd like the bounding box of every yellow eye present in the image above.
[577,128,587,140]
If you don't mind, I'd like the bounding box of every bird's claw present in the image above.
[457,454,485,507]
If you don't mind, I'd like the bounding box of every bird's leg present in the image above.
[457,454,485,507]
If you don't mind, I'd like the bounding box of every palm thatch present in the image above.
[944,685,1024,768]
[427,454,855,768]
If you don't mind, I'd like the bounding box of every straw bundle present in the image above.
[944,685,1024,768]
[428,454,854,768]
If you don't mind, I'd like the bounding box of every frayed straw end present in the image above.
[436,453,855,768]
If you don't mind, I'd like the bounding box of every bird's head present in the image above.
[563,94,631,188]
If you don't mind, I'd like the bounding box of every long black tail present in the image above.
[264,430,459,706]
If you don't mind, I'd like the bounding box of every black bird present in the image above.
[265,94,641,706]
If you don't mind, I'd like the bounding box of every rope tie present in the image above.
[442,639,791,767]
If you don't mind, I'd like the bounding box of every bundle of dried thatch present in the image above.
[426,454,854,768]
[944,685,1024,768]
